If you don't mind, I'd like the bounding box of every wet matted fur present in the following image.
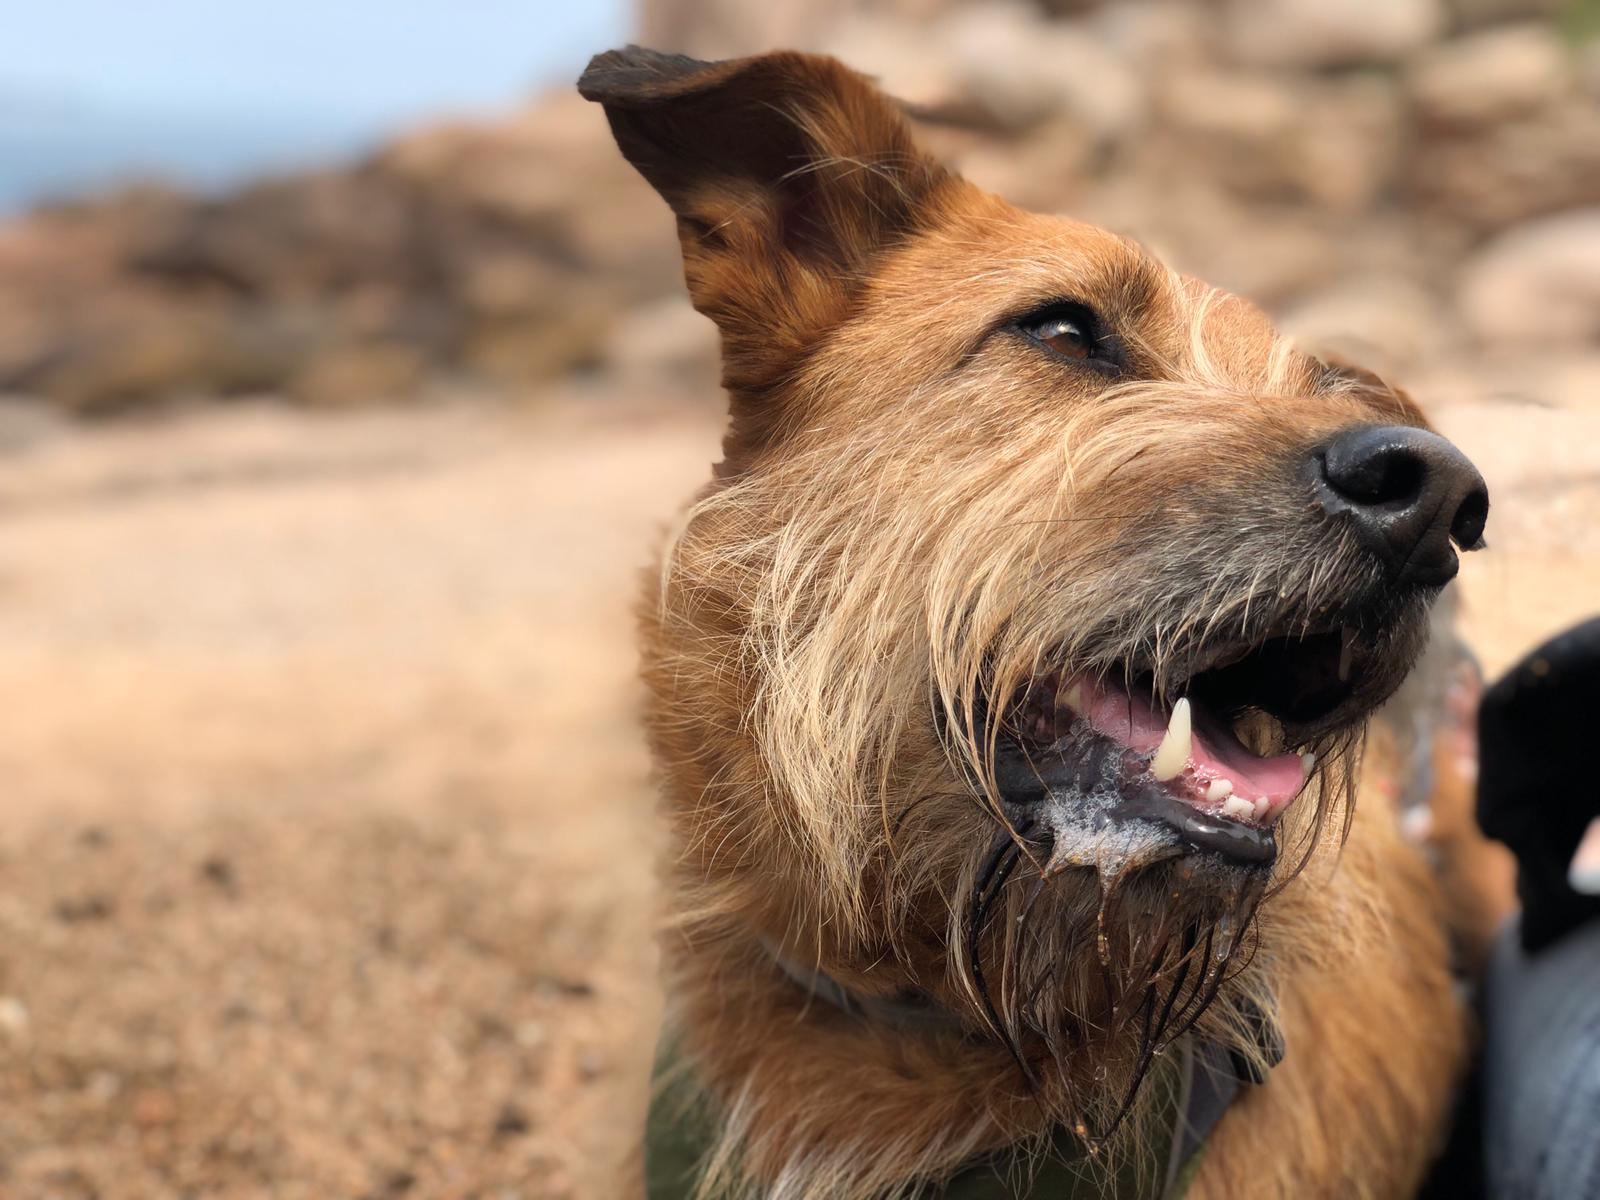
[582,46,1496,1199]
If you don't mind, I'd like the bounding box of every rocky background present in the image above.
[3,2,1600,1197]
[3,0,1600,415]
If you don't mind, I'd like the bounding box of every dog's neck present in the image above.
[760,936,963,1033]
[649,931,1280,1197]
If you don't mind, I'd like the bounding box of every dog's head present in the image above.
[585,46,1486,1126]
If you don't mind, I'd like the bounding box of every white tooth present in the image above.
[1253,797,1271,821]
[1060,681,1088,713]
[1222,796,1255,821]
[1338,628,1355,683]
[1205,777,1234,802]
[1150,698,1191,782]
[1299,751,1316,782]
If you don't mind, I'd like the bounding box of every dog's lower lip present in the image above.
[1109,787,1278,864]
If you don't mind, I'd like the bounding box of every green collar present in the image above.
[645,1034,1232,1199]
[645,950,1276,1198]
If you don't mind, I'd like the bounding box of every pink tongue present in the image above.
[1074,675,1305,804]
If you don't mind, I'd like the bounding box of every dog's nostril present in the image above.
[1313,425,1489,588]
[1450,485,1490,551]
[1321,443,1424,509]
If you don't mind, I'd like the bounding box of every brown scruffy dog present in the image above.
[582,46,1500,1200]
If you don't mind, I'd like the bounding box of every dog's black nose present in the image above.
[1313,425,1488,588]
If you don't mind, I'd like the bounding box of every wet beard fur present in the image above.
[956,827,1266,1146]
[885,730,1360,1157]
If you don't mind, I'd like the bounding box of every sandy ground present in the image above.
[0,392,722,1199]
[0,375,1595,1198]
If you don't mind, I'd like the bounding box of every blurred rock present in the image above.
[1154,70,1404,214]
[18,311,274,416]
[951,118,1098,211]
[1407,351,1600,410]
[825,4,1142,139]
[939,3,1144,138]
[1402,28,1600,227]
[0,89,678,411]
[1035,0,1112,14]
[1,0,1599,412]
[0,398,65,453]
[1220,0,1445,67]
[642,0,854,59]
[1408,100,1600,231]
[463,307,613,386]
[1278,276,1455,372]
[290,343,429,408]
[603,298,720,387]
[814,17,956,114]
[1447,0,1565,28]
[1083,0,1212,68]
[1459,209,1600,348]
[0,996,29,1044]
[1409,24,1573,128]
[1580,38,1600,101]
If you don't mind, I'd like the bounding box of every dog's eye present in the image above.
[1032,316,1094,359]
[1016,304,1105,363]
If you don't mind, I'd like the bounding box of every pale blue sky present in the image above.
[0,0,628,208]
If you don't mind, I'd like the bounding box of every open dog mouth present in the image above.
[998,623,1382,867]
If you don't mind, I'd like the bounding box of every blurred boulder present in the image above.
[949,118,1098,210]
[462,307,613,385]
[2,0,1600,413]
[0,89,681,411]
[1409,24,1573,128]
[1459,209,1600,348]
[1410,100,1600,231]
[1080,0,1213,70]
[1408,350,1600,409]
[642,0,857,59]
[815,17,962,114]
[824,4,1142,139]
[1446,0,1565,28]
[290,342,429,408]
[1580,37,1600,101]
[1153,69,1404,213]
[938,3,1144,138]
[1220,0,1444,67]
[10,309,300,416]
[0,397,67,452]
[603,297,720,387]
[1278,276,1455,372]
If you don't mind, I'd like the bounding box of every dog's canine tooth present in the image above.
[1059,681,1088,713]
[1150,697,1191,781]
[1252,797,1271,820]
[1222,795,1255,821]
[1300,750,1316,782]
[1206,777,1234,802]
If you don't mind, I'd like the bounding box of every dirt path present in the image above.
[0,378,1593,1197]
[0,395,721,1198]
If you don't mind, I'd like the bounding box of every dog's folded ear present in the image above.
[580,46,951,396]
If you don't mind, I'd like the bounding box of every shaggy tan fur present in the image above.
[582,45,1505,1198]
